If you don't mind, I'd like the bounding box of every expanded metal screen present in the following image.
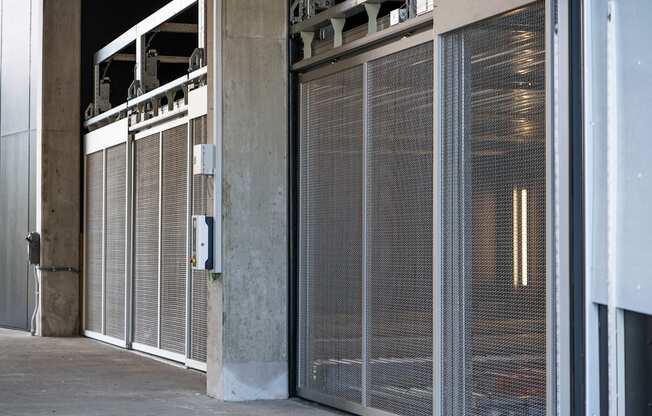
[298,41,434,416]
[160,125,189,355]
[85,151,104,334]
[441,3,547,416]
[105,144,127,340]
[133,134,161,347]
[366,42,433,416]
[191,116,209,363]
[299,66,364,403]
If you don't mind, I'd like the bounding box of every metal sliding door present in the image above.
[84,120,130,347]
[84,88,209,370]
[131,114,208,369]
[190,115,210,366]
[437,2,550,415]
[366,43,433,416]
[298,36,433,416]
[133,133,161,349]
[299,65,365,406]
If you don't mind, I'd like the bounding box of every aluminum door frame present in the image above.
[83,119,130,349]
[297,29,433,416]
[432,1,571,415]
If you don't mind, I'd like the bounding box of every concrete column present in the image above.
[206,0,288,401]
[37,0,81,337]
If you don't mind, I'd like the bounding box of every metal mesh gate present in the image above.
[191,116,209,364]
[85,151,104,334]
[299,66,364,404]
[133,134,161,348]
[440,3,547,415]
[160,125,189,355]
[366,43,433,416]
[84,88,209,369]
[84,143,127,343]
[105,144,127,340]
[298,41,433,415]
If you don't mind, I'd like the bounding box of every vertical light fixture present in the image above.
[513,187,529,287]
[521,189,528,286]
[513,188,519,287]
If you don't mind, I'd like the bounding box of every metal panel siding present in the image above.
[191,116,209,363]
[133,134,160,347]
[298,67,364,403]
[160,125,189,355]
[441,3,547,415]
[0,132,30,329]
[366,43,433,416]
[105,144,127,340]
[85,151,104,334]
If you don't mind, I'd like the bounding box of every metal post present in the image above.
[125,137,134,346]
[361,62,368,408]
[198,0,206,49]
[102,149,107,335]
[185,122,193,361]
[157,133,163,349]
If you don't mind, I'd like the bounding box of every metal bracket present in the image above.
[189,47,205,72]
[300,31,315,59]
[365,3,381,34]
[330,17,346,48]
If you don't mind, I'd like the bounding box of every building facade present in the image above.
[0,0,650,415]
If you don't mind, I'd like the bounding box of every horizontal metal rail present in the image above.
[94,0,197,64]
[84,66,207,129]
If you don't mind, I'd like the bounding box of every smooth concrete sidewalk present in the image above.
[0,329,343,416]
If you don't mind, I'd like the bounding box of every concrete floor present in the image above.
[0,329,344,416]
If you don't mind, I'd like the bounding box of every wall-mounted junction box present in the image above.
[192,215,214,271]
[193,144,215,176]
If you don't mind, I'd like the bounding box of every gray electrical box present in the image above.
[25,232,40,266]
[193,144,216,176]
[191,215,214,270]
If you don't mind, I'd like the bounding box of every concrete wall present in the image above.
[207,0,288,400]
[37,0,81,336]
[0,0,40,330]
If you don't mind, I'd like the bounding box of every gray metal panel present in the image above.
[0,133,30,329]
[612,1,652,317]
[298,66,364,404]
[1,0,31,136]
[441,3,547,415]
[160,124,189,355]
[105,144,127,340]
[365,42,433,416]
[191,116,209,363]
[133,134,160,347]
[85,151,104,334]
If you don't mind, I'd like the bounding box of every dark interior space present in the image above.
[81,0,199,118]
[625,310,652,416]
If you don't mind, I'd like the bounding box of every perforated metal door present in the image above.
[133,134,160,347]
[105,144,127,340]
[441,3,547,415]
[366,42,433,416]
[190,116,209,363]
[85,151,104,334]
[160,125,189,355]
[298,66,364,404]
